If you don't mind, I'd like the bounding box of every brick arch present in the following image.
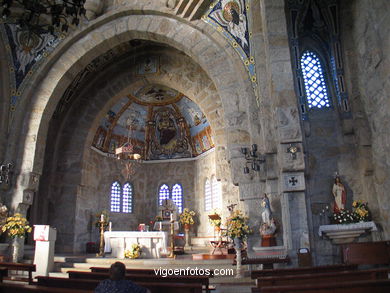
[12,10,255,209]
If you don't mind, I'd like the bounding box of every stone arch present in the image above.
[10,9,256,210]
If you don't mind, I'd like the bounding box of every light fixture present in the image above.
[1,0,86,42]
[286,143,300,160]
[115,117,142,179]
[241,144,265,174]
[0,163,12,185]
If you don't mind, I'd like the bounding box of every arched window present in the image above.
[171,184,183,213]
[110,181,121,212]
[301,51,330,109]
[211,176,222,210]
[158,184,170,206]
[204,179,212,211]
[122,182,133,213]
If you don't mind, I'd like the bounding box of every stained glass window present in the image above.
[204,179,212,211]
[211,176,222,210]
[301,51,330,109]
[110,181,121,212]
[158,184,170,206]
[171,184,183,213]
[122,182,133,213]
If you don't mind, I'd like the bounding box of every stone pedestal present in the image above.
[261,235,277,247]
[318,221,377,244]
[33,225,57,276]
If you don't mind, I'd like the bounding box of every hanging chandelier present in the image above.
[1,0,86,38]
[116,117,142,179]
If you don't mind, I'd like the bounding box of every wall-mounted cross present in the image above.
[289,177,298,186]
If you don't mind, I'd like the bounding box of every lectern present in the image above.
[33,225,57,276]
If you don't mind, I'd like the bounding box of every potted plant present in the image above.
[1,213,32,262]
[179,208,196,230]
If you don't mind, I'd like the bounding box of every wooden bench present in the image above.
[68,271,211,293]
[0,267,8,282]
[0,262,35,284]
[259,279,390,293]
[90,266,215,277]
[36,276,203,293]
[251,263,358,279]
[341,241,390,265]
[235,257,290,269]
[256,268,390,287]
[0,282,92,292]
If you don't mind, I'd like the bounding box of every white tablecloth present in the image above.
[104,231,168,259]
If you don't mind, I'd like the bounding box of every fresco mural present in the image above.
[92,85,214,160]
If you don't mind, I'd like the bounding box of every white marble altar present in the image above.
[318,221,377,244]
[104,231,168,259]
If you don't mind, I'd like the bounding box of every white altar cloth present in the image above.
[104,231,168,259]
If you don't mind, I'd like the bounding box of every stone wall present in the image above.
[341,0,390,239]
[73,149,196,253]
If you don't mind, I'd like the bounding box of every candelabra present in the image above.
[96,219,105,257]
[168,215,175,258]
[241,144,265,174]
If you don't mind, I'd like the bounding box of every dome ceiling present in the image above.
[92,84,214,160]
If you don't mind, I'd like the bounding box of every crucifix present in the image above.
[289,177,298,186]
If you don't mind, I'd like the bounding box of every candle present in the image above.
[100,214,104,222]
[170,213,173,221]
[108,222,112,231]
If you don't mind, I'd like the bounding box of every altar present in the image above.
[104,231,168,259]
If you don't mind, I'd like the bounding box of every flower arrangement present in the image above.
[208,211,222,228]
[179,208,196,225]
[332,208,356,224]
[1,213,32,238]
[352,200,371,222]
[224,210,252,240]
[331,200,371,224]
[124,243,141,259]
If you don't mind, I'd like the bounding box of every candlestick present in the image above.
[170,213,173,221]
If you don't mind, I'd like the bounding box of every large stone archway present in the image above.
[9,5,257,216]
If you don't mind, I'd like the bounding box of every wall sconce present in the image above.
[241,144,265,174]
[0,163,12,185]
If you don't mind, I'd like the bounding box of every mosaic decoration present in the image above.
[0,22,63,112]
[203,0,260,106]
[92,88,214,160]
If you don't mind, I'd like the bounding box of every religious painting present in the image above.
[208,0,250,57]
[149,107,191,160]
[93,127,106,150]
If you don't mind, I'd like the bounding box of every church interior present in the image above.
[0,0,389,292]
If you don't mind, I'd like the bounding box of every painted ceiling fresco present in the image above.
[92,84,214,160]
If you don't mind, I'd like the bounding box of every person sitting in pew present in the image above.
[94,262,150,293]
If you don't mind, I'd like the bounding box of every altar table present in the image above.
[104,231,168,259]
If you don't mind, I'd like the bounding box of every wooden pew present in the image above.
[0,262,35,284]
[0,267,8,282]
[341,241,390,265]
[36,276,203,293]
[256,268,390,287]
[235,257,290,269]
[0,282,92,292]
[259,279,390,293]
[90,266,215,277]
[68,271,211,292]
[250,263,358,279]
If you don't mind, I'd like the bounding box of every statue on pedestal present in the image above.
[259,194,277,246]
[332,174,346,213]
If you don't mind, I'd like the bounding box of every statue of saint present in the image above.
[260,194,276,236]
[332,175,346,213]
